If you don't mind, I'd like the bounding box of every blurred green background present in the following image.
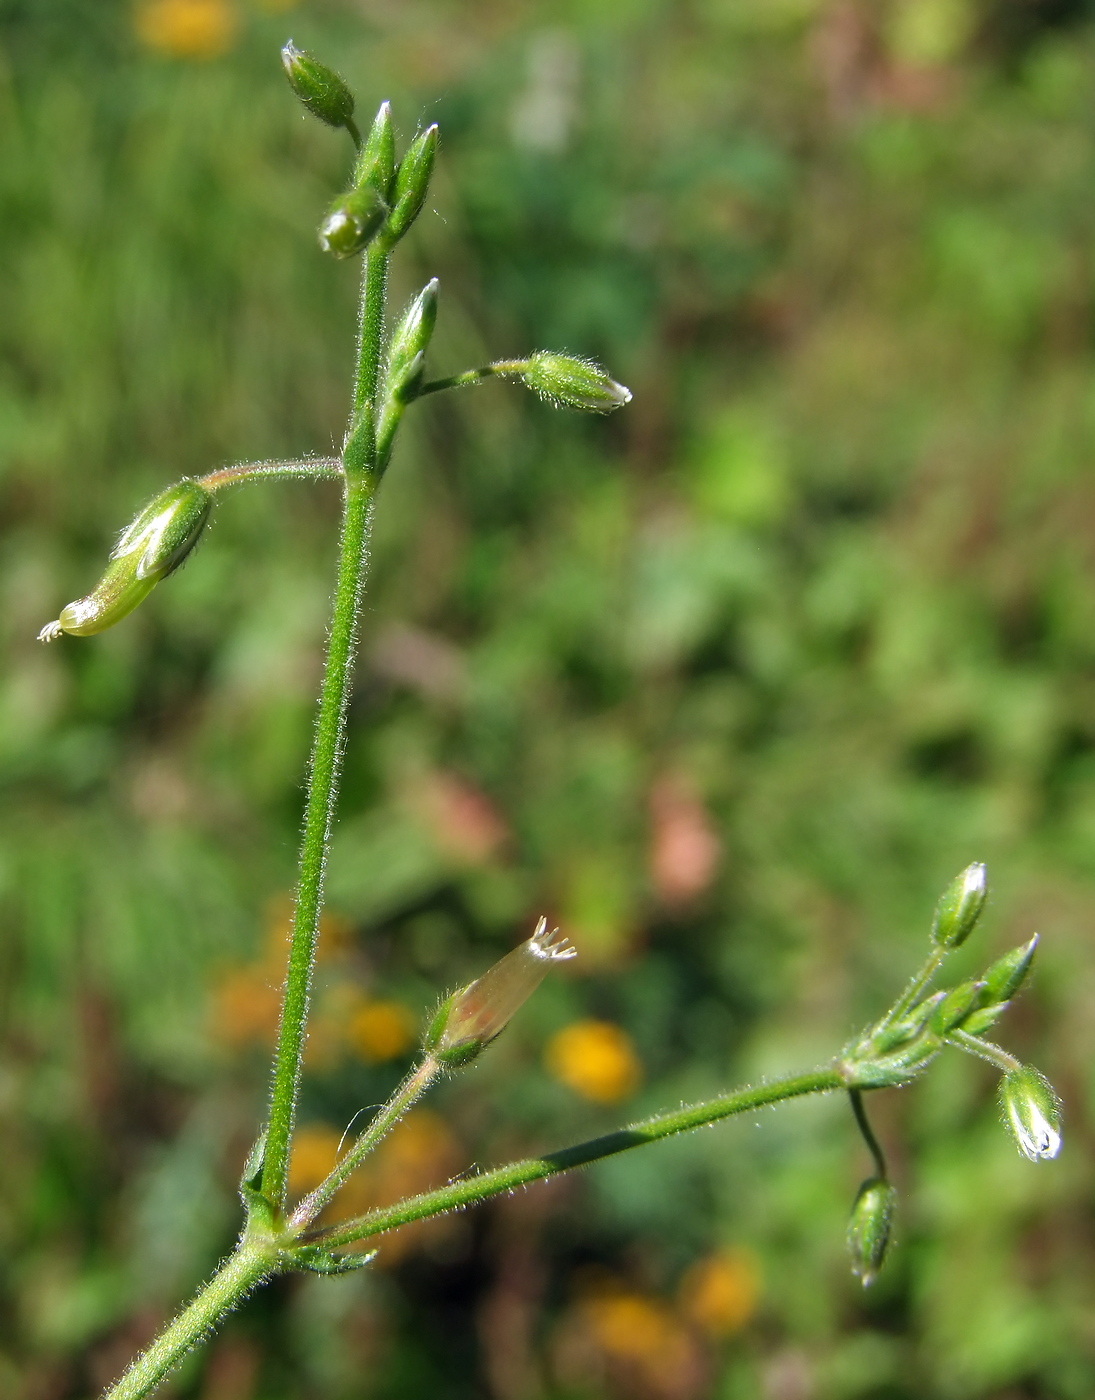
[3,0,1095,1395]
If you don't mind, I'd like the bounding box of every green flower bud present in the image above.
[981,934,1039,1004]
[929,979,986,1034]
[318,183,388,259]
[281,42,356,131]
[848,1178,897,1287]
[870,992,946,1053]
[426,918,575,1067]
[352,101,396,199]
[999,1066,1061,1162]
[382,125,438,246]
[516,352,632,413]
[931,862,988,949]
[385,279,438,403]
[38,480,212,641]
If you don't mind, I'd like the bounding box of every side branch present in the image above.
[315,1067,842,1249]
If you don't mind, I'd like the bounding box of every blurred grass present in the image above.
[4,0,1095,1396]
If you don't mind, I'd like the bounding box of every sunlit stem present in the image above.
[881,947,949,1029]
[947,1029,1022,1073]
[416,360,529,398]
[290,1057,441,1229]
[849,1088,888,1180]
[198,458,343,492]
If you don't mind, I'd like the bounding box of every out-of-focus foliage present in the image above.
[2,0,1095,1395]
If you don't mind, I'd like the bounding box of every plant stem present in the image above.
[261,245,390,1210]
[416,361,527,398]
[314,1067,842,1249]
[947,1029,1021,1072]
[290,1057,441,1229]
[883,947,948,1028]
[198,457,343,492]
[849,1088,888,1180]
[102,1242,275,1400]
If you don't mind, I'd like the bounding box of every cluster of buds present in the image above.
[841,862,1062,1284]
[425,917,576,1068]
[38,479,212,641]
[283,43,437,261]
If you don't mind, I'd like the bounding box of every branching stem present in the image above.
[198,457,343,492]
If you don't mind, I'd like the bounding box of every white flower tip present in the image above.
[37,620,62,644]
[527,915,576,962]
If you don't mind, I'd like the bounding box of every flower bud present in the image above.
[385,280,438,403]
[929,979,986,1034]
[981,934,1038,1005]
[425,917,576,1067]
[318,183,388,259]
[39,480,212,641]
[515,353,631,413]
[281,42,356,131]
[382,125,438,245]
[931,863,987,949]
[847,1178,897,1286]
[352,101,396,200]
[999,1066,1061,1162]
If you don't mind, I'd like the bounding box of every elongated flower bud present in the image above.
[281,42,356,131]
[999,1066,1061,1162]
[385,280,438,403]
[382,125,438,245]
[39,480,212,641]
[929,979,986,1034]
[931,863,987,948]
[515,352,631,413]
[352,101,395,199]
[982,934,1038,1004]
[319,183,388,259]
[425,918,576,1066]
[847,1178,897,1286]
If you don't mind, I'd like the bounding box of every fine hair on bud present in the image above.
[847,1178,897,1286]
[516,352,632,413]
[281,42,356,131]
[39,479,212,641]
[382,125,438,246]
[426,917,576,1065]
[931,862,988,948]
[999,1066,1062,1162]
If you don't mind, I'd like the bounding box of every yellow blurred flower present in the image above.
[288,1124,342,1194]
[544,1019,641,1102]
[678,1248,759,1338]
[348,1000,417,1063]
[555,1283,706,1400]
[208,966,280,1048]
[134,0,237,60]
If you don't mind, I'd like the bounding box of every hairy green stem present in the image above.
[261,247,390,1210]
[883,947,948,1028]
[947,1029,1021,1072]
[291,1057,441,1229]
[199,457,343,492]
[417,360,527,398]
[102,1242,275,1400]
[315,1067,843,1249]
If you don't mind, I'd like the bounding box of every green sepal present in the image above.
[931,863,988,948]
[957,1003,1007,1036]
[871,992,946,1052]
[515,352,631,413]
[281,42,356,131]
[289,1245,378,1275]
[423,993,456,1052]
[382,125,438,245]
[929,980,986,1034]
[842,1031,942,1088]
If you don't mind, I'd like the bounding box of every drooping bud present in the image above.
[318,183,388,259]
[514,352,632,413]
[847,1178,897,1286]
[352,101,396,200]
[931,863,988,949]
[281,42,356,132]
[425,917,576,1067]
[38,479,212,641]
[999,1066,1062,1162]
[382,125,438,246]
